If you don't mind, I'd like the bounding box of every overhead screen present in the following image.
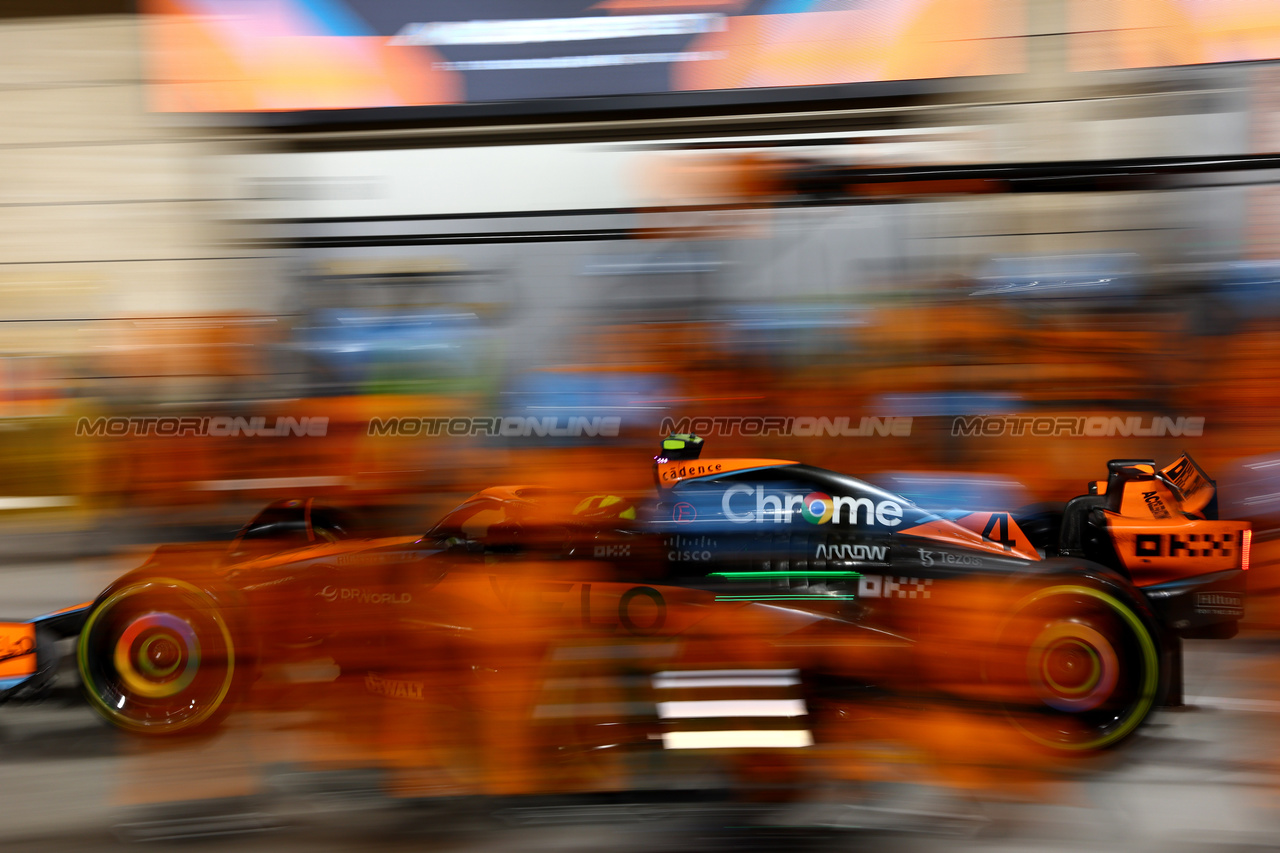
[144,0,1028,113]
[1070,0,1280,71]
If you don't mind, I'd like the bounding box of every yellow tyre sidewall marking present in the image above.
[1004,584,1159,751]
[78,578,236,733]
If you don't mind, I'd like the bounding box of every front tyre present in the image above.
[77,577,241,736]
[991,581,1161,752]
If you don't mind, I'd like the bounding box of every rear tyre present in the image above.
[77,576,243,736]
[990,579,1161,752]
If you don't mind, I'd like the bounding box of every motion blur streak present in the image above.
[5,0,1280,850]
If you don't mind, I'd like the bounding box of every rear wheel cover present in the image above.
[998,583,1159,751]
[1028,621,1118,712]
[78,578,237,735]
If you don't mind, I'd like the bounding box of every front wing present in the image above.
[0,603,91,702]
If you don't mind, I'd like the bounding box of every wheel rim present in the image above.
[78,578,236,734]
[113,612,201,699]
[1028,622,1118,712]
[999,584,1159,751]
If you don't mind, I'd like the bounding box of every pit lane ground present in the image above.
[3,555,1280,852]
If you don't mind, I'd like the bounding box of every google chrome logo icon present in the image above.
[801,492,833,524]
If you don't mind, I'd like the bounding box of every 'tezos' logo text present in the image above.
[722,486,903,526]
[918,549,983,567]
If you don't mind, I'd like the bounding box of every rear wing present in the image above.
[1159,453,1218,519]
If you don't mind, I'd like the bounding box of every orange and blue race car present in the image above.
[0,436,1251,772]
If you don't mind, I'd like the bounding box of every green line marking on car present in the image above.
[714,594,858,601]
[709,571,863,580]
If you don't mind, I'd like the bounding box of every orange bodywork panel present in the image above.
[1107,514,1250,587]
[1116,477,1181,521]
[897,516,1040,561]
[949,512,1042,561]
[436,567,721,639]
[0,622,37,681]
[38,601,94,619]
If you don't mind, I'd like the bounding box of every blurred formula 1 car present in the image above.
[0,437,1250,763]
